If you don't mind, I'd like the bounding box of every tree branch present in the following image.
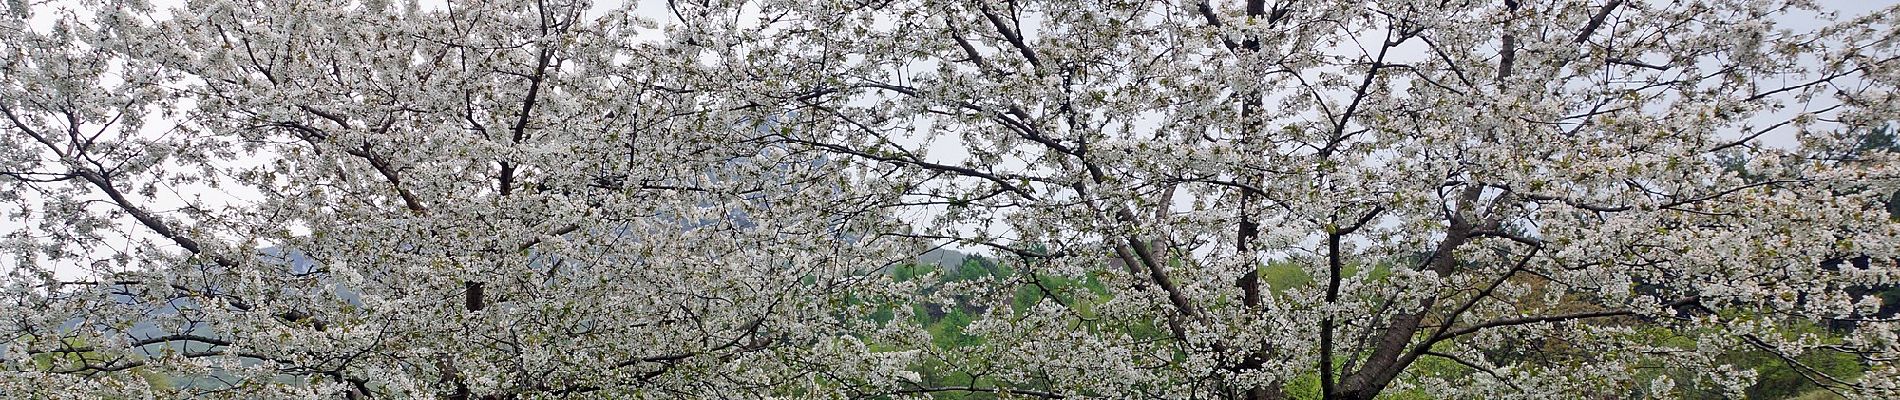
[1573,0,1625,44]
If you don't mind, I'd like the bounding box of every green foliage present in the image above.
[1737,349,1861,399]
[1258,260,1401,296]
[923,306,981,349]
[1282,373,1321,400]
[1851,124,1900,219]
[24,336,175,392]
[868,303,895,324]
[1622,323,1869,400]
[892,263,941,282]
[1260,262,1312,295]
[1850,124,1897,155]
[953,257,1012,282]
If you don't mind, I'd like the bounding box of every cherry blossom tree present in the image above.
[3,0,1900,399]
[750,0,1900,398]
[3,0,921,398]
